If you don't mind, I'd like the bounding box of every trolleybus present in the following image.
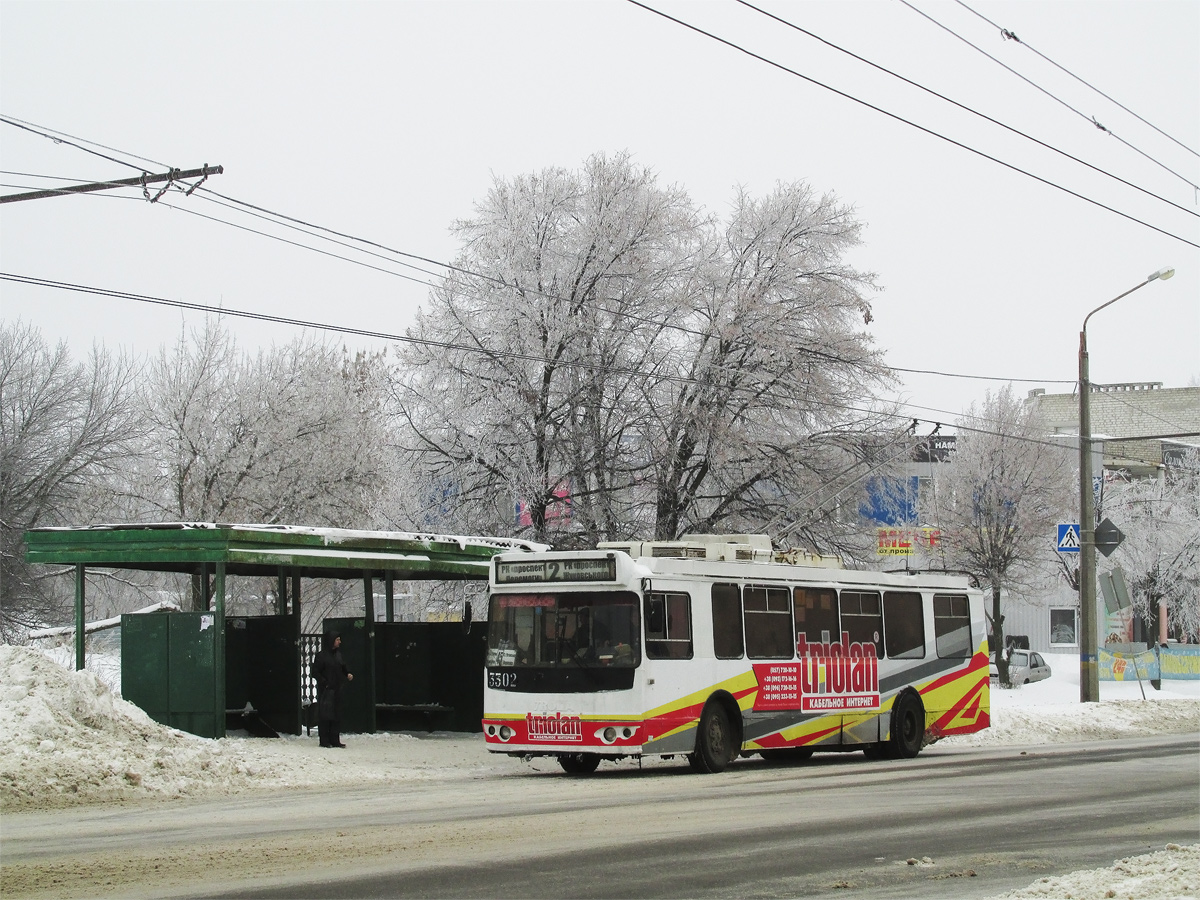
[483,534,990,774]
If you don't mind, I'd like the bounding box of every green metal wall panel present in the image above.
[121,614,170,723]
[120,611,222,739]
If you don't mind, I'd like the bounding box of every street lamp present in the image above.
[1077,266,1174,703]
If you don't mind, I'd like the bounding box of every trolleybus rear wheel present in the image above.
[558,752,601,774]
[888,690,925,759]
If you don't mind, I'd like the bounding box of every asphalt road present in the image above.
[4,735,1197,900]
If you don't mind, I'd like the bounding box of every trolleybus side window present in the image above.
[711,583,744,659]
[794,587,838,650]
[934,593,973,658]
[882,591,925,659]
[840,591,884,656]
[645,592,693,659]
[744,584,793,659]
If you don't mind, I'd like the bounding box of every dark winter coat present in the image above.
[311,636,350,721]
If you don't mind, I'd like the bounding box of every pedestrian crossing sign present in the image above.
[1057,523,1080,553]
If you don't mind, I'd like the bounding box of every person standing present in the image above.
[312,631,354,748]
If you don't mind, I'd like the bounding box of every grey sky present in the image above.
[2,0,1196,426]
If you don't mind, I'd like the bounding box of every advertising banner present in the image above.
[1160,646,1200,680]
[1099,647,1159,681]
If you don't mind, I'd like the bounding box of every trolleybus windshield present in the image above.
[487,591,641,669]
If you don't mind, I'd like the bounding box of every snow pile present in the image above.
[994,843,1200,900]
[942,674,1200,747]
[0,646,484,812]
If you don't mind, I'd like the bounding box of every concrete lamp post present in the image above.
[1077,266,1174,703]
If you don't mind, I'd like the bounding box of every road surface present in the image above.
[3,735,1197,899]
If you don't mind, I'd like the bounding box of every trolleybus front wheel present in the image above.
[688,701,736,773]
[558,752,601,775]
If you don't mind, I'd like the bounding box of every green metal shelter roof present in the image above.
[24,522,549,580]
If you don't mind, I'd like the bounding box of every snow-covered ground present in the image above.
[3,644,1197,898]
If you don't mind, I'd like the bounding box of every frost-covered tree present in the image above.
[1105,450,1200,642]
[396,152,695,545]
[0,321,142,639]
[922,386,1074,683]
[397,153,892,547]
[641,183,891,544]
[139,318,392,528]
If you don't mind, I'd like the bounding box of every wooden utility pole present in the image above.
[1,164,223,203]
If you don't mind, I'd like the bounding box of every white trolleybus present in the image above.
[483,534,990,774]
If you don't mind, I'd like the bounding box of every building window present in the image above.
[1050,608,1077,646]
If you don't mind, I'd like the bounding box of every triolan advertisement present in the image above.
[753,633,880,713]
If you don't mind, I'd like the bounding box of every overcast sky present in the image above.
[2,0,1196,427]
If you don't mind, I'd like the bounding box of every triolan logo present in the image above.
[795,633,881,713]
[526,712,583,742]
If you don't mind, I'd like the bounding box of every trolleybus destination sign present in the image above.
[495,556,616,584]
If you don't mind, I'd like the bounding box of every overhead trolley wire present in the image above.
[897,0,1200,194]
[626,1,1198,250]
[736,0,1197,220]
[954,0,1199,161]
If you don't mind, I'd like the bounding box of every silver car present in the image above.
[1006,650,1052,685]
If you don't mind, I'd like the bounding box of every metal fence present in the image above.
[300,633,323,732]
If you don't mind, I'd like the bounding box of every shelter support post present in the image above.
[363,576,377,733]
[385,573,395,623]
[276,568,287,616]
[74,564,85,671]
[214,562,226,738]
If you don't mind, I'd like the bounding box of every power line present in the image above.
[626,1,1199,250]
[897,0,1199,193]
[0,120,1166,414]
[0,114,886,373]
[7,271,1182,472]
[954,0,1199,161]
[0,115,168,171]
[6,271,1131,461]
[889,365,1072,385]
[736,0,1197,220]
[0,271,895,415]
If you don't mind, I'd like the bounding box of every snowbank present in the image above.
[996,843,1199,900]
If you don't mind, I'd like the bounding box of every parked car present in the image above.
[1007,650,1052,685]
[989,650,1052,685]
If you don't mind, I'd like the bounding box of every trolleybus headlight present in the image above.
[486,724,497,737]
[603,726,617,743]
[499,725,514,741]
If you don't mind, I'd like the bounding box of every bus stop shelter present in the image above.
[24,523,545,738]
